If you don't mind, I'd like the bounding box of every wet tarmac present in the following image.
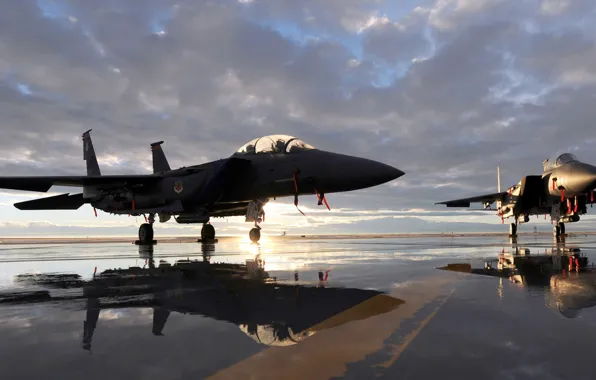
[1,234,596,379]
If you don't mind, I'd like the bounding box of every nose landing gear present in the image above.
[509,223,517,237]
[246,199,267,243]
[249,224,261,243]
[554,222,565,238]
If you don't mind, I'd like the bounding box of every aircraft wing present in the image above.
[0,175,162,193]
[435,192,508,207]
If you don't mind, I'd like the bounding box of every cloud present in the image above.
[0,0,595,234]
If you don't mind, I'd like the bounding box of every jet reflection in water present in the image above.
[438,240,596,318]
[10,245,404,351]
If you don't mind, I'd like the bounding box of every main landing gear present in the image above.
[137,214,156,245]
[200,223,216,242]
[139,223,154,242]
[135,213,263,244]
[198,222,259,243]
[554,222,565,238]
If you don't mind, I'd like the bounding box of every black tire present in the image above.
[554,225,561,237]
[249,228,261,242]
[510,223,517,236]
[139,223,154,243]
[201,224,216,240]
[559,223,566,235]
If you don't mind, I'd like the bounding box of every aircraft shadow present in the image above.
[438,240,596,319]
[3,244,404,352]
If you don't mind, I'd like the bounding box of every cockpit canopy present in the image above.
[236,135,316,155]
[238,324,315,346]
[542,153,578,171]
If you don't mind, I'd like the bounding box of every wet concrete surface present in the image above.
[0,234,595,379]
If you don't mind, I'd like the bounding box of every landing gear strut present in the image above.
[137,213,156,245]
[554,222,565,238]
[249,225,261,243]
[245,199,267,243]
[201,223,216,241]
[509,223,517,237]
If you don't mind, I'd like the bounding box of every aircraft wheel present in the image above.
[509,223,517,236]
[201,224,216,241]
[139,223,154,243]
[249,228,261,242]
[554,225,561,237]
[559,223,566,235]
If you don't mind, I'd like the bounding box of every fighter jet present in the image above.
[0,131,404,242]
[436,153,596,237]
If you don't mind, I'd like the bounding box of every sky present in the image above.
[1,0,596,237]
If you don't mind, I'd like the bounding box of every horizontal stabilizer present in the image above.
[0,178,55,192]
[14,193,86,210]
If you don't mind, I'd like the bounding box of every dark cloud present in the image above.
[0,0,595,232]
[362,12,429,63]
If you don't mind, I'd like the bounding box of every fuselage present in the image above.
[91,149,403,217]
[222,149,403,201]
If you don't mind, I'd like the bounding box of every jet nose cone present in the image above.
[350,158,405,188]
[583,166,596,190]
[568,163,596,194]
[312,152,405,193]
[378,163,405,183]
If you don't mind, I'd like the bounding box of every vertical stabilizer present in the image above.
[151,141,171,173]
[82,130,101,176]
